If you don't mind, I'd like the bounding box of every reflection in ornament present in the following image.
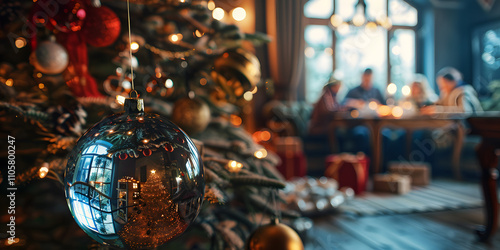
[64,98,204,249]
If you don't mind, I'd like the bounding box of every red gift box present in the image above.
[324,153,369,194]
[275,137,307,180]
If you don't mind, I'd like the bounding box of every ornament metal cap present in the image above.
[124,90,144,113]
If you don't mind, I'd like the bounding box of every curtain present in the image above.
[266,0,307,101]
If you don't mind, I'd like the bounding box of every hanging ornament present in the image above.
[171,97,211,135]
[82,6,121,47]
[213,48,261,101]
[246,219,304,250]
[64,94,205,249]
[30,40,69,75]
[41,0,87,33]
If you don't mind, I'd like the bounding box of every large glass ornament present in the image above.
[64,96,204,249]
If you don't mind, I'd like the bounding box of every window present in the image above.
[70,141,116,235]
[304,0,418,102]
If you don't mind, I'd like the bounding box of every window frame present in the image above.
[303,0,420,101]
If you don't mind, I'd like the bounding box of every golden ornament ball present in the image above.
[214,48,261,93]
[171,97,211,135]
[246,220,304,250]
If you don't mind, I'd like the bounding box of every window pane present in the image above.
[389,0,417,26]
[336,28,388,100]
[366,0,387,20]
[305,0,333,19]
[305,25,333,103]
[390,29,416,97]
[335,0,356,19]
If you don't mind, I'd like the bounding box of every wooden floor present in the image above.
[307,208,499,250]
[305,180,500,250]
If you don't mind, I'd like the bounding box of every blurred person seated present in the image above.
[308,76,343,135]
[421,67,482,114]
[343,68,385,109]
[405,74,439,108]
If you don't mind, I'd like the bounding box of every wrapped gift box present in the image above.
[324,153,369,194]
[276,137,307,180]
[388,161,430,186]
[373,174,411,194]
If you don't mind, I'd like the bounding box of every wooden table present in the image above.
[329,114,466,178]
[467,115,500,242]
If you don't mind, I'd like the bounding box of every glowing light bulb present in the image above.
[243,91,253,101]
[195,29,204,37]
[38,83,45,89]
[387,83,397,95]
[5,79,13,87]
[232,7,246,21]
[169,33,183,43]
[330,14,343,28]
[365,22,377,32]
[377,105,391,116]
[165,79,174,88]
[39,166,49,178]
[392,106,404,118]
[130,42,139,52]
[151,169,156,174]
[227,160,243,173]
[207,0,215,10]
[212,7,224,20]
[402,85,411,97]
[352,14,366,27]
[15,37,27,49]
[368,101,378,110]
[351,110,359,118]
[254,148,268,159]
[304,47,315,58]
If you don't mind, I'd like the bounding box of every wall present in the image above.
[429,1,500,95]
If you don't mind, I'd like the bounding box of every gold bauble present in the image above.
[213,48,261,95]
[171,97,211,135]
[246,220,304,250]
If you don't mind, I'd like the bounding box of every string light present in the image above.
[351,110,359,118]
[254,148,268,159]
[368,101,378,110]
[165,79,174,88]
[330,15,343,28]
[38,83,45,89]
[230,114,242,126]
[243,91,253,101]
[5,79,13,86]
[227,160,243,173]
[212,7,224,20]
[207,0,215,10]
[232,7,246,21]
[194,29,204,37]
[387,83,397,95]
[39,166,49,178]
[392,106,404,118]
[377,105,391,117]
[402,85,411,96]
[130,42,139,52]
[15,37,27,48]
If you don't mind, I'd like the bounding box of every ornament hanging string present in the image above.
[126,0,136,96]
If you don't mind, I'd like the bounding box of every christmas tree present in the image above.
[118,170,187,249]
[0,0,295,249]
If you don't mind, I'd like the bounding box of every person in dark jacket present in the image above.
[343,68,385,108]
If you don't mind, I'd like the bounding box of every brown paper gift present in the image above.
[388,161,430,186]
[373,174,411,194]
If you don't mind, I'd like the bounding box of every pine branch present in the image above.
[230,174,286,189]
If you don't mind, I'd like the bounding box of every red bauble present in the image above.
[164,144,174,152]
[118,153,128,160]
[43,0,86,33]
[143,148,152,157]
[82,6,121,47]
